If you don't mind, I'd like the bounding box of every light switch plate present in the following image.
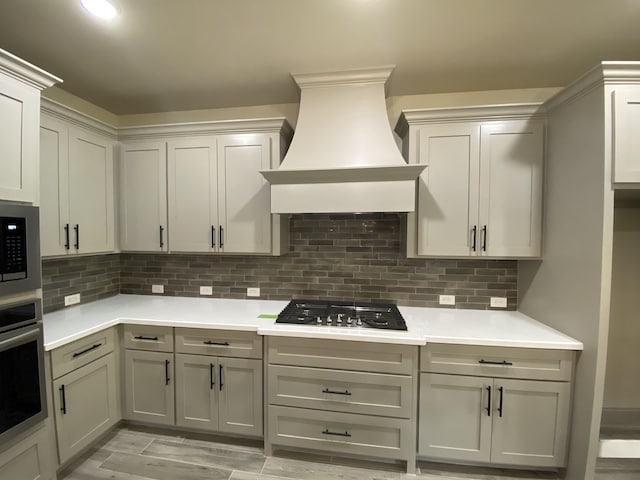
[439,294,455,306]
[200,286,213,295]
[490,297,508,308]
[64,293,81,306]
[247,287,260,297]
[152,284,164,294]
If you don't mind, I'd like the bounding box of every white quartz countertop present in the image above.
[42,294,583,351]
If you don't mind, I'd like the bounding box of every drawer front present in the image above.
[124,325,173,352]
[268,405,413,460]
[268,365,412,418]
[421,344,574,381]
[268,337,416,374]
[52,328,115,379]
[175,328,262,359]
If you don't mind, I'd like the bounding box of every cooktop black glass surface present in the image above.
[275,299,407,330]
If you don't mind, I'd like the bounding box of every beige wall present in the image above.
[604,206,640,408]
[42,86,119,126]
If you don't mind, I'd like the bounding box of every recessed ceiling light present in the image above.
[81,0,118,19]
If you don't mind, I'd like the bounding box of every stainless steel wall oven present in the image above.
[0,299,46,447]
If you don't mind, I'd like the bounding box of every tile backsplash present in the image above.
[43,214,517,312]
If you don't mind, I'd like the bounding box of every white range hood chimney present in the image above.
[260,66,426,214]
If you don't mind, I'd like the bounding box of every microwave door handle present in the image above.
[0,327,40,351]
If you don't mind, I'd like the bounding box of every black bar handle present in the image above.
[322,388,352,396]
[211,225,216,248]
[498,386,504,417]
[471,225,477,252]
[134,335,159,341]
[321,429,351,437]
[210,363,215,390]
[64,224,70,250]
[219,226,224,248]
[482,225,487,251]
[219,364,223,391]
[165,359,170,385]
[73,224,79,249]
[72,343,102,358]
[159,225,164,249]
[486,385,492,416]
[478,359,513,366]
[203,340,230,346]
[60,385,67,415]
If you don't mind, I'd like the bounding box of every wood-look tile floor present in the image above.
[59,424,634,480]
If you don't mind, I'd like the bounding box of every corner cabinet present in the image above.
[0,48,59,203]
[40,103,116,257]
[396,106,544,258]
[119,118,292,255]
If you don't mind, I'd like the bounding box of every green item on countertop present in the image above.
[258,314,278,319]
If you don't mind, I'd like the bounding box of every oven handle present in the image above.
[0,326,40,352]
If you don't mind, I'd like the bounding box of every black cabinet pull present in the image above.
[159,225,164,249]
[219,364,223,391]
[64,224,70,250]
[219,226,224,248]
[134,335,159,341]
[73,224,80,249]
[482,225,487,251]
[203,340,230,346]
[486,385,492,416]
[321,429,351,437]
[210,363,215,390]
[478,359,513,366]
[72,343,102,358]
[322,388,352,396]
[471,225,477,252]
[498,386,504,417]
[60,385,67,414]
[211,225,216,248]
[165,359,170,385]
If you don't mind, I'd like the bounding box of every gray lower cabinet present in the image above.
[124,349,175,425]
[53,352,118,463]
[175,353,262,436]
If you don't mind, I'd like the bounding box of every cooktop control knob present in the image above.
[336,314,344,324]
[316,316,322,324]
[356,318,363,326]
[326,315,332,324]
[346,317,353,325]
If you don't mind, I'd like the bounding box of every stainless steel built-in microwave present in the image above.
[0,203,41,296]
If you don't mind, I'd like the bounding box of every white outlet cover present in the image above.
[152,284,164,294]
[490,297,508,308]
[200,286,213,295]
[247,287,260,297]
[439,294,455,306]
[64,293,81,306]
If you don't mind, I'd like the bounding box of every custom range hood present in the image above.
[260,66,426,213]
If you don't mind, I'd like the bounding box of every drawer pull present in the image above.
[478,359,513,366]
[322,388,352,396]
[72,343,102,358]
[322,429,351,437]
[204,340,230,346]
[134,335,159,341]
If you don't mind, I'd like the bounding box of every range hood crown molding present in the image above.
[291,65,395,90]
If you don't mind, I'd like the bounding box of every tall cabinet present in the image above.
[395,105,545,258]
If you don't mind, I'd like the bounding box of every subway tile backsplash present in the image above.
[43,214,517,312]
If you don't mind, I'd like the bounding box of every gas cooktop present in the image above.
[275,299,407,331]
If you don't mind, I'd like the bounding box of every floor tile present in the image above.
[95,430,154,454]
[261,455,402,480]
[229,472,294,480]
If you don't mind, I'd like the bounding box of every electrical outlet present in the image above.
[490,297,508,308]
[247,287,260,297]
[152,284,164,294]
[200,286,213,295]
[64,293,81,306]
[439,294,455,306]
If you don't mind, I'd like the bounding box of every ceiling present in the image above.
[1,0,639,115]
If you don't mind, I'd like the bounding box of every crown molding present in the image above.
[292,65,395,90]
[0,49,62,90]
[41,97,118,139]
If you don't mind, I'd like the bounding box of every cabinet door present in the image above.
[0,422,56,480]
[52,353,118,464]
[613,87,640,183]
[479,121,543,257]
[218,134,272,254]
[0,74,39,203]
[68,127,115,254]
[414,125,480,256]
[40,115,70,257]
[219,357,263,436]
[124,350,175,425]
[120,141,168,252]
[491,379,570,467]
[167,137,218,252]
[418,373,491,462]
[175,353,218,431]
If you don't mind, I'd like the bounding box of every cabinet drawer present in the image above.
[268,337,416,374]
[175,328,262,359]
[421,344,574,381]
[268,365,412,418]
[268,405,413,460]
[124,325,173,352]
[51,328,115,379]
